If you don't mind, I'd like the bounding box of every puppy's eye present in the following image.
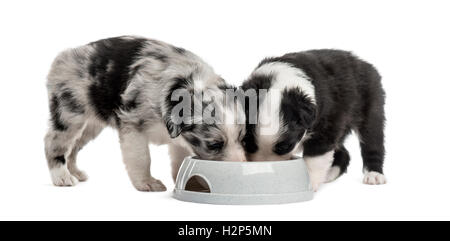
[273,142,295,155]
[206,141,224,151]
[241,139,247,147]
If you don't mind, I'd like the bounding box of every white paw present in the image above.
[363,171,387,185]
[326,166,341,183]
[309,171,328,192]
[133,178,167,192]
[310,179,322,192]
[70,169,88,182]
[51,166,79,186]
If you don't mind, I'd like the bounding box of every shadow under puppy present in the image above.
[241,49,386,191]
[45,36,246,191]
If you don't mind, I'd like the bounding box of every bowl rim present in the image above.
[188,155,304,165]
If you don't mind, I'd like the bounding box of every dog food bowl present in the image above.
[173,156,313,205]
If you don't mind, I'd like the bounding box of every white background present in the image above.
[0,0,449,220]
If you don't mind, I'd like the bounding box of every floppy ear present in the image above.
[164,76,195,138]
[280,88,316,129]
[165,116,183,138]
[164,95,192,138]
[298,101,316,129]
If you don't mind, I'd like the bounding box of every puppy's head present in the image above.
[241,61,316,161]
[164,76,246,162]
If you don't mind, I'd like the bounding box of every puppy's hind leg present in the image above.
[358,86,386,184]
[45,91,89,186]
[45,121,85,187]
[66,121,104,182]
[119,127,167,192]
[358,113,387,185]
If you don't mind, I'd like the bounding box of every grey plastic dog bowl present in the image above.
[173,156,313,205]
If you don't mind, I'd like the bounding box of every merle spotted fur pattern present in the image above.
[45,36,246,191]
[241,49,386,190]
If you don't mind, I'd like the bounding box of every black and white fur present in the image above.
[241,50,386,191]
[45,36,246,191]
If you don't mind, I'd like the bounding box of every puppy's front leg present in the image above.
[119,129,166,192]
[304,151,335,192]
[168,143,193,182]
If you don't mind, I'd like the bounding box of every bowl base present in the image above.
[173,189,313,205]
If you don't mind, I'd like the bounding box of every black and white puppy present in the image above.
[241,49,386,191]
[45,36,246,191]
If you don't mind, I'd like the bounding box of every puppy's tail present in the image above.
[326,146,350,183]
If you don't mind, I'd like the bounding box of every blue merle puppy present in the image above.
[241,50,386,191]
[44,36,246,191]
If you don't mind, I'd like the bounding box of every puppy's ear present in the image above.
[165,117,183,138]
[164,76,197,138]
[298,101,316,128]
[165,113,196,138]
[280,88,316,129]
[164,96,194,138]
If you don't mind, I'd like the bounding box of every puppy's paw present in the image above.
[51,166,79,186]
[70,169,88,182]
[363,171,387,185]
[310,180,321,192]
[310,175,327,192]
[308,171,327,192]
[133,178,167,192]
